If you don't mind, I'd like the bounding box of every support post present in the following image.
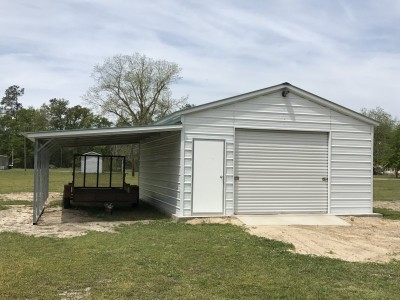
[24,136,27,171]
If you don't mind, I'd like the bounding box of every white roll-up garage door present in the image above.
[235,130,328,214]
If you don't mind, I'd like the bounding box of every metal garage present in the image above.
[157,82,378,217]
[27,83,379,223]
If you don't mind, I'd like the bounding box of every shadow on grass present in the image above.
[61,201,168,222]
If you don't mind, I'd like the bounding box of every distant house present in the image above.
[81,152,102,173]
[0,155,8,170]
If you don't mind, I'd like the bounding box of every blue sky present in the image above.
[1,0,399,118]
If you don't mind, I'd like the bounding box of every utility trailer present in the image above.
[63,154,138,209]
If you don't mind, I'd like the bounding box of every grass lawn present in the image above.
[0,200,32,210]
[373,177,400,201]
[373,208,400,220]
[1,170,400,298]
[0,221,400,299]
[0,168,138,193]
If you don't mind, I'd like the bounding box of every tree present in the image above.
[66,105,111,129]
[0,85,25,167]
[85,52,187,126]
[384,124,400,178]
[361,107,396,166]
[0,85,24,118]
[180,103,196,110]
[41,98,112,130]
[40,98,112,168]
[41,98,69,130]
[0,106,49,168]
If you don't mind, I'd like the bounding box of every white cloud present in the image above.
[0,0,399,118]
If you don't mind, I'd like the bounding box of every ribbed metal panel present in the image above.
[139,132,181,215]
[235,130,328,214]
[183,91,373,216]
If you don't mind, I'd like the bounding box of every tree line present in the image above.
[0,85,113,168]
[361,107,400,177]
[0,53,189,169]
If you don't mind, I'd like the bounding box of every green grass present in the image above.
[0,200,32,210]
[374,177,400,201]
[0,168,138,193]
[374,174,397,179]
[374,208,400,220]
[0,221,400,299]
[74,172,125,188]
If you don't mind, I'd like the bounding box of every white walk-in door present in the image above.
[235,130,328,214]
[192,140,224,214]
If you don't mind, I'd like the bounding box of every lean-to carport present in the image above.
[24,125,182,224]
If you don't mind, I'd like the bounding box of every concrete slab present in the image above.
[236,214,350,226]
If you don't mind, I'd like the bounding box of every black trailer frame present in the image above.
[63,154,138,208]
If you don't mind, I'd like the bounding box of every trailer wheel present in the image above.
[63,197,71,209]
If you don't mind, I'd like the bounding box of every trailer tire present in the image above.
[63,197,71,209]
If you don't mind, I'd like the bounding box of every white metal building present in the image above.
[81,151,102,173]
[26,83,378,223]
[0,155,8,170]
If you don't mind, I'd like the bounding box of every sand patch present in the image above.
[248,216,400,263]
[185,217,243,226]
[374,201,400,211]
[59,287,91,300]
[186,215,400,263]
[0,192,62,202]
[0,205,141,238]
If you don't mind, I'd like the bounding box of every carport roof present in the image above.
[23,124,182,147]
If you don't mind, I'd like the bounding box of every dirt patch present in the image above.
[0,205,142,238]
[248,217,400,263]
[185,217,243,226]
[0,192,62,202]
[186,215,400,263]
[374,201,400,211]
[59,287,91,300]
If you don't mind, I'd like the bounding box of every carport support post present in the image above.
[33,140,39,224]
[24,136,27,171]
[32,139,54,225]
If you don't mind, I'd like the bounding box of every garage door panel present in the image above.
[235,130,328,214]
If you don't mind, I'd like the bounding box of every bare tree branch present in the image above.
[84,53,186,126]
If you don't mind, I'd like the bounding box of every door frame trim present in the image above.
[191,138,225,215]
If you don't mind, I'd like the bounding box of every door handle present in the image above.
[322,177,328,182]
[234,176,239,180]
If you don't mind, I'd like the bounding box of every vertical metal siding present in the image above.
[234,130,328,214]
[139,132,181,215]
[329,113,373,214]
[183,91,373,216]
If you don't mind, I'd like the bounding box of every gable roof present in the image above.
[155,82,379,126]
[82,151,101,155]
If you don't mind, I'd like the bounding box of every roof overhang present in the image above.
[23,124,182,147]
